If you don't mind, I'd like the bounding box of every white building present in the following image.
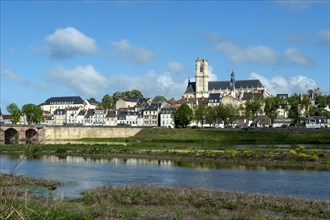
[40,96,85,114]
[160,108,175,128]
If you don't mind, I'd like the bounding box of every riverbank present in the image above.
[85,127,330,145]
[1,143,329,170]
[1,173,329,220]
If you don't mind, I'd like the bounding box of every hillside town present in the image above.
[1,58,329,129]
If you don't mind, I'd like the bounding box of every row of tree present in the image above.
[172,94,330,128]
[173,103,240,128]
[6,103,43,125]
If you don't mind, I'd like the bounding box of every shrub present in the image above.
[289,149,297,156]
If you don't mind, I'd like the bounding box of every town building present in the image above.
[40,96,85,114]
[160,108,176,128]
[143,104,160,127]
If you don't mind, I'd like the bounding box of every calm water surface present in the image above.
[1,153,329,200]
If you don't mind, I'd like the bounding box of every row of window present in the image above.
[144,121,157,125]
[49,101,76,105]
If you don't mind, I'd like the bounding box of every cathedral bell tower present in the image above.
[195,58,209,99]
[230,70,236,98]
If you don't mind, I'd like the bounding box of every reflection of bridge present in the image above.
[0,125,45,144]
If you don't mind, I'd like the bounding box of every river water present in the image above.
[1,153,329,200]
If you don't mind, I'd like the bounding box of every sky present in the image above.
[1,0,329,113]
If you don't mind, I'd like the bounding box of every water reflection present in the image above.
[40,155,173,167]
[1,153,329,200]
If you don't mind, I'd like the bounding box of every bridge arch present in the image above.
[25,128,39,144]
[5,128,19,144]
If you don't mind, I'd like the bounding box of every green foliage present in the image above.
[88,97,98,103]
[288,94,311,125]
[264,97,281,127]
[22,103,44,125]
[205,106,216,126]
[216,104,239,126]
[113,90,143,101]
[153,95,167,102]
[173,103,193,128]
[56,147,68,154]
[6,103,21,124]
[245,98,262,123]
[118,208,139,218]
[193,104,206,126]
[99,94,114,109]
[315,95,328,109]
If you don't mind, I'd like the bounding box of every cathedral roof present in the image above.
[185,79,263,93]
[185,82,196,93]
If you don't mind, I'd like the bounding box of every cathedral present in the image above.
[183,58,270,104]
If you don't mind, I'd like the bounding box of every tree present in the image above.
[194,104,206,127]
[264,97,281,127]
[6,103,21,124]
[225,104,239,126]
[99,94,114,109]
[216,104,239,127]
[172,103,193,128]
[112,90,144,101]
[205,106,216,127]
[130,90,143,97]
[300,97,311,117]
[287,94,311,126]
[113,91,123,102]
[245,98,262,127]
[315,95,328,109]
[22,104,44,125]
[153,95,167,103]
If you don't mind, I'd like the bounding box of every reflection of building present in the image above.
[183,58,270,105]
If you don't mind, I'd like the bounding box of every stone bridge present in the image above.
[0,125,142,144]
[0,125,44,144]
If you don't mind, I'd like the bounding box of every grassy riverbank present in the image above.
[1,142,329,170]
[83,128,330,145]
[1,174,329,220]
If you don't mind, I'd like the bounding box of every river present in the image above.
[0,153,329,200]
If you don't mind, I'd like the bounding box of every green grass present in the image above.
[3,174,329,220]
[129,128,330,145]
[76,128,330,146]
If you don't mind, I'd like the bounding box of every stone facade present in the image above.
[0,125,142,144]
[183,58,271,104]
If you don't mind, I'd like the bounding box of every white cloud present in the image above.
[1,68,49,92]
[166,61,185,73]
[214,40,315,67]
[1,69,23,82]
[111,39,154,64]
[318,29,330,45]
[208,65,217,81]
[282,48,315,66]
[249,72,317,95]
[215,41,278,65]
[276,0,312,11]
[108,70,186,99]
[45,27,98,59]
[48,65,108,97]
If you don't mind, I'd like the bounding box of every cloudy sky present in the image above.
[1,1,329,113]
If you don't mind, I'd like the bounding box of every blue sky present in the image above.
[1,0,329,113]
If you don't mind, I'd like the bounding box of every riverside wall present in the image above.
[43,126,142,141]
